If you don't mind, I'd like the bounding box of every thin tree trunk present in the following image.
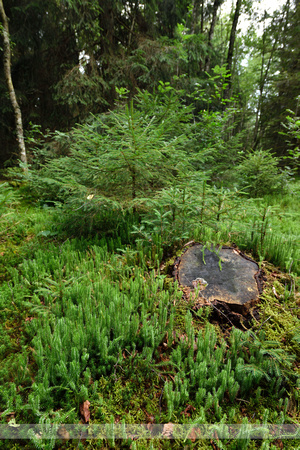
[205,0,223,71]
[224,0,242,100]
[253,27,266,148]
[0,0,27,167]
[253,7,287,147]
[191,0,201,34]
[198,0,205,70]
[128,0,139,48]
[200,0,205,34]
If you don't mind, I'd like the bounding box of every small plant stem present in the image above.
[200,181,206,239]
[260,206,269,251]
[255,316,272,336]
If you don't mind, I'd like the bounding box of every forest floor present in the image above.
[0,181,299,450]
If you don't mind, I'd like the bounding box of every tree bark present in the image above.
[0,0,27,167]
[224,0,242,100]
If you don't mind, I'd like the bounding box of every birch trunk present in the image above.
[0,0,27,167]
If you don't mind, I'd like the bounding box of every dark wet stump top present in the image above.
[176,244,260,314]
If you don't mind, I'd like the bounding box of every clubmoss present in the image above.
[0,184,300,449]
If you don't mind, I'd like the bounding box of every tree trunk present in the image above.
[128,0,139,49]
[253,8,287,147]
[200,0,205,34]
[253,26,266,148]
[0,0,27,168]
[198,0,205,70]
[224,0,242,100]
[205,0,223,71]
[191,0,201,34]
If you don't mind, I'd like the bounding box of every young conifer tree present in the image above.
[55,86,194,207]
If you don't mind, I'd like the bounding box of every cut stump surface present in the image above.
[175,244,262,315]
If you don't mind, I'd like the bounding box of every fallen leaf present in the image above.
[144,410,155,423]
[181,404,196,417]
[80,400,90,423]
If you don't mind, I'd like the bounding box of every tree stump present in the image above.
[174,244,263,316]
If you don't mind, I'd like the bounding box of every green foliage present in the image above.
[0,182,19,215]
[280,108,300,167]
[0,186,299,450]
[0,237,180,423]
[222,194,300,274]
[22,110,299,273]
[235,149,291,197]
[29,87,193,207]
[53,64,110,119]
[133,181,248,252]
[164,319,296,422]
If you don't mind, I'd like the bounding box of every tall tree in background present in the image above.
[205,0,224,71]
[260,0,300,155]
[0,0,27,166]
[191,0,202,34]
[252,7,287,148]
[224,0,242,100]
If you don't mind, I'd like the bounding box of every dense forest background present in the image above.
[0,0,299,168]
